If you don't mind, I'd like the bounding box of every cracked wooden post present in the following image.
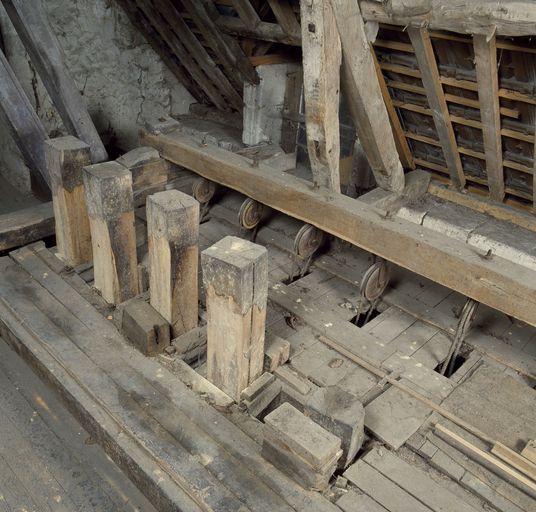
[83,162,139,304]
[147,190,200,338]
[202,236,268,401]
[45,136,92,266]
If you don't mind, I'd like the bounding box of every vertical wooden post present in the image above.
[147,190,200,337]
[300,0,342,191]
[202,236,268,401]
[83,162,139,304]
[473,32,505,202]
[45,136,92,266]
[408,25,466,190]
[329,0,406,192]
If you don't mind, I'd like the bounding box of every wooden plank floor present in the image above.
[0,338,156,512]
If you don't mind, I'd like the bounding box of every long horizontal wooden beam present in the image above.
[360,0,536,37]
[0,202,54,252]
[142,129,536,328]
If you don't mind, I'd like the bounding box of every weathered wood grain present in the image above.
[202,236,268,401]
[147,190,199,337]
[45,136,92,266]
[143,129,536,328]
[83,162,138,303]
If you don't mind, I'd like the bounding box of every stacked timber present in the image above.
[262,402,342,491]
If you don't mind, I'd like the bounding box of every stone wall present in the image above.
[0,0,194,194]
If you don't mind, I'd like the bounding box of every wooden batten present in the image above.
[473,33,505,202]
[330,0,405,192]
[83,162,139,304]
[45,136,92,267]
[147,190,200,338]
[202,236,268,401]
[300,0,341,191]
[371,51,415,170]
[408,25,466,190]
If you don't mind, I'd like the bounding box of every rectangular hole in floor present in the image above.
[350,307,381,328]
[434,353,468,378]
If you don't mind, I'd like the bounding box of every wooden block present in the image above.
[241,372,276,402]
[244,380,282,418]
[202,236,268,400]
[274,365,314,396]
[83,161,139,304]
[264,334,291,372]
[261,436,338,491]
[117,147,169,205]
[521,440,536,465]
[173,325,207,356]
[45,136,92,266]
[264,402,341,469]
[305,386,364,469]
[147,190,199,337]
[122,298,170,356]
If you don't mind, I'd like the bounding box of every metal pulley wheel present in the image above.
[239,198,264,230]
[293,224,324,258]
[360,260,390,302]
[192,178,216,204]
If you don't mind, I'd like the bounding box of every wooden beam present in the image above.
[147,190,199,338]
[473,33,505,201]
[0,49,49,194]
[181,0,259,86]
[2,0,107,163]
[0,202,54,252]
[83,162,139,304]
[371,52,415,170]
[408,25,466,190]
[299,0,341,191]
[134,0,229,111]
[268,0,301,37]
[45,136,92,266]
[280,67,303,154]
[359,0,536,37]
[142,129,536,328]
[116,0,207,104]
[329,0,405,192]
[216,16,301,45]
[231,0,261,29]
[202,236,268,401]
[152,0,243,110]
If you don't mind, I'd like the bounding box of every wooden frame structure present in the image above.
[187,0,536,212]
